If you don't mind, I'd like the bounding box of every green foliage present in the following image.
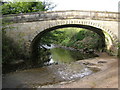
[2,21,26,65]
[35,47,50,66]
[2,30,25,64]
[2,1,55,15]
[2,0,56,73]
[118,43,120,48]
[40,30,65,45]
[40,28,104,51]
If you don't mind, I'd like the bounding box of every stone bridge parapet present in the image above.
[3,10,120,23]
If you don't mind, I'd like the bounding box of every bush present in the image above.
[40,28,104,51]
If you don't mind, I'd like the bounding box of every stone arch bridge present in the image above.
[3,10,119,59]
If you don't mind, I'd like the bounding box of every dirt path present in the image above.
[41,52,118,88]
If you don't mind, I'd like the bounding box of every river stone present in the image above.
[98,61,107,63]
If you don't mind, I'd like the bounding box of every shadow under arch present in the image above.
[31,24,106,63]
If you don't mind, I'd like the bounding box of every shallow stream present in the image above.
[3,45,99,88]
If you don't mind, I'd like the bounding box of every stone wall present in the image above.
[3,10,119,23]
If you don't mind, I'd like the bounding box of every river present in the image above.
[2,44,100,88]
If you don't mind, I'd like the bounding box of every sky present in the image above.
[2,0,120,12]
[45,0,119,12]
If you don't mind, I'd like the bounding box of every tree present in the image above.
[2,1,56,15]
[1,0,56,73]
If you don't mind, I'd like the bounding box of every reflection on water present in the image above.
[44,46,98,65]
[50,48,76,63]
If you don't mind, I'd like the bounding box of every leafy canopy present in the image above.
[2,1,55,15]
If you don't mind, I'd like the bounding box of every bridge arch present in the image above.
[3,10,119,61]
[30,19,118,59]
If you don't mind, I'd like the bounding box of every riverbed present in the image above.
[40,52,118,88]
[2,45,118,88]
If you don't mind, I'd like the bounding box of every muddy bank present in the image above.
[40,52,118,88]
[2,60,94,88]
[2,52,118,88]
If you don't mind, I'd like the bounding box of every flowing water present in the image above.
[2,45,99,88]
